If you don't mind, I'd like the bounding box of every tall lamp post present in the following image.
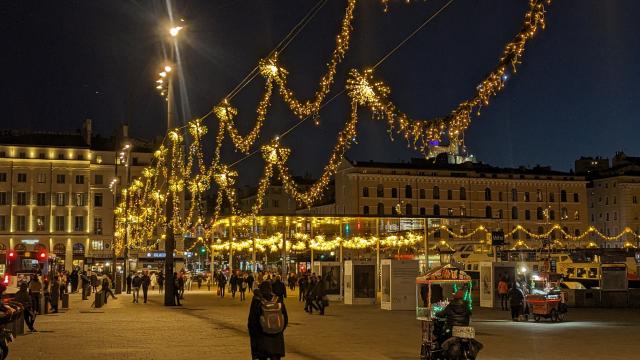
[111,143,131,293]
[156,24,183,306]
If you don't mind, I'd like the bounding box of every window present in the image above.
[17,173,27,183]
[561,207,568,220]
[613,196,617,205]
[75,175,84,184]
[405,185,412,198]
[549,192,555,202]
[525,210,531,220]
[549,210,555,220]
[536,190,543,202]
[433,186,440,200]
[94,217,103,235]
[460,206,466,217]
[538,226,544,235]
[56,193,66,206]
[391,188,398,198]
[419,189,426,199]
[363,206,369,215]
[511,188,518,201]
[36,193,46,206]
[420,207,426,215]
[74,216,84,232]
[0,192,6,205]
[55,216,65,231]
[498,209,503,219]
[16,216,26,231]
[38,153,45,159]
[561,190,567,202]
[633,196,637,204]
[575,229,581,237]
[376,185,384,197]
[405,204,413,215]
[19,152,26,159]
[433,204,440,216]
[391,206,398,215]
[95,175,103,185]
[524,192,530,202]
[459,187,466,200]
[0,216,6,231]
[606,213,610,221]
[536,207,544,220]
[94,193,103,207]
[77,154,84,161]
[498,192,503,202]
[16,192,28,205]
[511,207,518,220]
[0,173,6,182]
[484,188,491,201]
[447,189,453,200]
[272,200,279,208]
[447,208,454,217]
[614,212,617,221]
[91,240,105,251]
[74,193,87,206]
[37,173,46,183]
[377,203,384,215]
[56,174,65,184]
[575,211,580,221]
[362,187,369,197]
[73,243,85,255]
[57,153,64,160]
[573,193,579,202]
[485,206,492,218]
[35,216,46,231]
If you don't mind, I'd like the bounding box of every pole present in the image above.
[229,220,234,272]
[122,149,130,293]
[376,218,380,296]
[111,175,119,293]
[252,217,257,272]
[423,218,429,272]
[310,220,314,273]
[163,73,176,306]
[282,216,288,278]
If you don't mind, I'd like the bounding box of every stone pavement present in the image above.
[7,287,640,360]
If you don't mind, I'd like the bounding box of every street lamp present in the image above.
[169,26,183,37]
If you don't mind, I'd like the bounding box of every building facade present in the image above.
[334,158,589,245]
[578,152,640,248]
[0,120,155,272]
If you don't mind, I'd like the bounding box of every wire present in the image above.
[228,0,455,169]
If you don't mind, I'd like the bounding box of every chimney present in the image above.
[82,118,92,146]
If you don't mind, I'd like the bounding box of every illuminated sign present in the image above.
[21,239,39,245]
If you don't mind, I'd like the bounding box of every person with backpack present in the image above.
[248,281,288,360]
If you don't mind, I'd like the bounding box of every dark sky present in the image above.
[2,0,639,185]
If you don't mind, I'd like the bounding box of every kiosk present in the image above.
[344,260,376,305]
[381,259,419,310]
[312,261,342,301]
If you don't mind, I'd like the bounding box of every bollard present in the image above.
[16,312,24,335]
[94,291,103,308]
[62,293,69,309]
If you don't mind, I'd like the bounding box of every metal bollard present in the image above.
[62,293,69,309]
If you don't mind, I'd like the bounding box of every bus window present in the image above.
[566,267,575,277]
[576,268,586,278]
[589,268,598,278]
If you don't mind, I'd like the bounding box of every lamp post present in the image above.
[159,24,183,306]
[109,177,118,292]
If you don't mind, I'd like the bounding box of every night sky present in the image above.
[2,0,639,185]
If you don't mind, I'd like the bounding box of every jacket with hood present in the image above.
[248,286,288,357]
[436,298,471,327]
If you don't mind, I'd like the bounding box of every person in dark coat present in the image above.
[248,281,288,360]
[230,272,239,299]
[218,272,227,298]
[80,271,91,300]
[141,272,151,303]
[173,272,182,306]
[15,283,37,332]
[247,273,255,291]
[508,283,525,321]
[126,272,132,294]
[50,276,60,313]
[313,277,326,315]
[158,272,164,293]
[69,270,79,293]
[436,290,471,328]
[298,274,307,302]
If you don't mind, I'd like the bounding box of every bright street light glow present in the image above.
[164,65,172,73]
[169,26,183,37]
[159,71,167,78]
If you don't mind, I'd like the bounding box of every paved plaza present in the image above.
[7,288,640,360]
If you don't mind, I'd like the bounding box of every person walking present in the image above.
[50,276,60,313]
[80,271,91,300]
[90,272,99,294]
[239,273,248,301]
[178,272,186,300]
[158,272,164,293]
[230,271,239,299]
[248,281,288,360]
[102,275,117,303]
[247,272,255,291]
[141,272,151,304]
[70,269,79,293]
[304,276,317,313]
[173,272,182,306]
[150,272,158,292]
[298,274,307,302]
[126,272,133,294]
[218,272,227,298]
[498,277,509,311]
[206,274,212,292]
[131,273,142,304]
[313,276,327,315]
[28,275,43,314]
[15,283,37,332]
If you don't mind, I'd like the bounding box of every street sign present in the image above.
[491,231,505,246]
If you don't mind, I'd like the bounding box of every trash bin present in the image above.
[62,293,69,309]
[94,291,103,308]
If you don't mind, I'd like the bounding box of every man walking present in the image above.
[218,272,227,298]
[80,271,91,300]
[141,271,151,304]
[126,272,132,294]
[173,272,182,306]
[28,275,43,314]
[498,277,509,311]
[131,273,142,303]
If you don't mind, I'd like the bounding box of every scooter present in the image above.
[422,319,483,360]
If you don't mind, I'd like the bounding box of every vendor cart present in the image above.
[416,265,474,359]
[526,292,567,322]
